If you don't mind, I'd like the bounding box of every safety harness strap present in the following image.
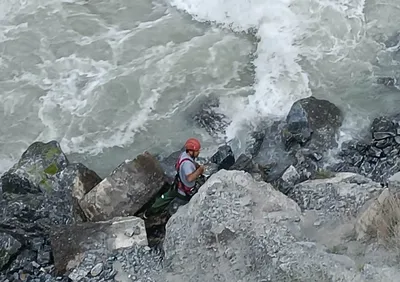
[175,157,195,195]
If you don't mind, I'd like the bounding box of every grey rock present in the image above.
[289,173,383,221]
[280,165,300,189]
[80,152,167,221]
[50,216,147,274]
[161,170,397,281]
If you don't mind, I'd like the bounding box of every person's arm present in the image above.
[186,165,204,183]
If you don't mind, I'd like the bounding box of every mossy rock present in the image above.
[1,141,69,194]
[314,169,335,179]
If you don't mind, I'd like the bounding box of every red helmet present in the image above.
[184,138,201,151]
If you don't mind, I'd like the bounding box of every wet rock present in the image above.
[244,130,265,157]
[376,77,396,87]
[50,216,147,275]
[210,145,235,170]
[253,120,296,183]
[80,152,167,221]
[1,141,68,194]
[284,96,343,151]
[0,233,22,269]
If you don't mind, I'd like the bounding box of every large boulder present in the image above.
[334,114,400,183]
[161,170,398,281]
[283,96,343,151]
[80,152,168,221]
[50,216,147,276]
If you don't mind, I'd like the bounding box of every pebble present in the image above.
[90,263,104,277]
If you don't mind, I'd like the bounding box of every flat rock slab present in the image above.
[50,216,148,274]
[80,152,167,221]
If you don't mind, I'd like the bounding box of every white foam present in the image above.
[169,0,385,147]
[169,0,313,140]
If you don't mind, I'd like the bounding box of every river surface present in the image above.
[1,0,400,176]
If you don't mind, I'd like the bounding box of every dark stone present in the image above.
[368,146,383,158]
[0,232,22,269]
[376,77,396,87]
[8,250,37,273]
[334,114,400,183]
[253,121,296,183]
[210,145,235,170]
[191,97,230,137]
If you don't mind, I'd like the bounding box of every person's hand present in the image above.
[198,165,205,175]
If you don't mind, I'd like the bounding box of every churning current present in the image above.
[1,0,400,177]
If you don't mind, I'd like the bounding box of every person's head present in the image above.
[184,138,201,159]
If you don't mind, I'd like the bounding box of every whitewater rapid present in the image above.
[1,0,400,176]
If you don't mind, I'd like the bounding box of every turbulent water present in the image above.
[1,0,400,177]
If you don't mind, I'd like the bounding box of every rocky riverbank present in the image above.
[2,96,400,282]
